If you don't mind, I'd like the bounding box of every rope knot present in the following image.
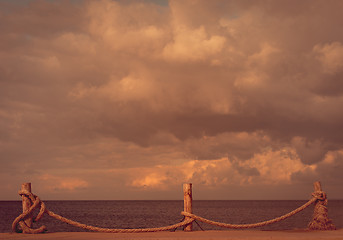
[312,191,327,201]
[12,191,47,234]
[18,190,31,197]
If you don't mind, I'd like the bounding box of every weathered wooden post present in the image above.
[21,183,33,228]
[183,183,193,231]
[308,181,336,230]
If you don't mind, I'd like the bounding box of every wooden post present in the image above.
[21,183,33,228]
[313,181,322,192]
[308,181,336,230]
[183,183,193,231]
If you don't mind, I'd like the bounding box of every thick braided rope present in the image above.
[13,190,325,233]
[45,210,193,233]
[308,191,336,230]
[12,191,47,233]
[12,191,193,233]
[181,197,318,229]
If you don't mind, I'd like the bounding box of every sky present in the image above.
[1,0,343,200]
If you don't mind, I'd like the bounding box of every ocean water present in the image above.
[1,200,342,233]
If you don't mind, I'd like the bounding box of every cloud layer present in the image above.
[1,0,343,200]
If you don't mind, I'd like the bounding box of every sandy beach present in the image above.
[1,230,343,240]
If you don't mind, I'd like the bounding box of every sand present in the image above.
[1,230,343,240]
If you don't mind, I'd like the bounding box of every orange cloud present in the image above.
[314,42,343,74]
[162,26,226,62]
[38,174,89,192]
[131,172,168,189]
[127,148,316,190]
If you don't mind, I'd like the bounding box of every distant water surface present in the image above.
[1,200,342,232]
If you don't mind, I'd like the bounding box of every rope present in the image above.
[12,191,47,234]
[12,190,193,233]
[181,197,318,229]
[308,191,336,230]
[44,210,193,233]
[13,189,334,233]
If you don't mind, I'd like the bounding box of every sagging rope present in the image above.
[181,198,317,229]
[12,190,193,233]
[181,190,335,230]
[12,189,335,234]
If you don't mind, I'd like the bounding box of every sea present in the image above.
[1,200,342,233]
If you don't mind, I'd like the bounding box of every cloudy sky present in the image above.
[1,0,343,200]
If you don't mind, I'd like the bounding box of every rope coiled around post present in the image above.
[12,190,194,234]
[308,191,336,230]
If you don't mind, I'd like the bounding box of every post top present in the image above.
[313,181,322,191]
